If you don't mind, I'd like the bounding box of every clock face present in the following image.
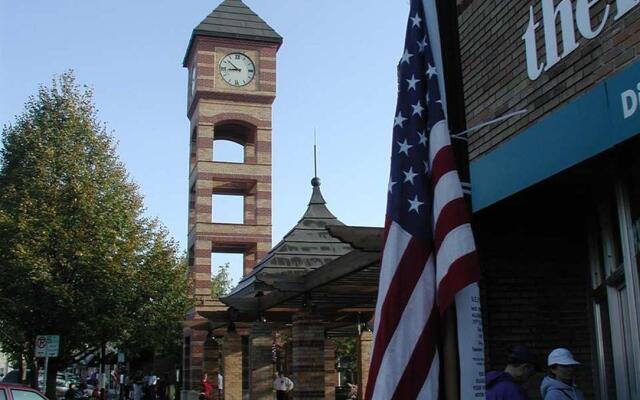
[219,53,255,87]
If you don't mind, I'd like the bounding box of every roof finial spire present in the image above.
[314,128,318,177]
[312,128,321,187]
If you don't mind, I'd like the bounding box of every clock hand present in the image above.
[227,60,241,71]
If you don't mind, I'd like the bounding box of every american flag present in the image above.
[365,1,480,399]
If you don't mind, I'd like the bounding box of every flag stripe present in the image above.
[428,120,449,168]
[371,254,436,399]
[434,197,469,253]
[416,351,440,400]
[373,221,413,335]
[430,143,457,187]
[391,306,439,400]
[436,224,476,287]
[438,251,481,315]
[433,170,464,225]
[366,239,430,399]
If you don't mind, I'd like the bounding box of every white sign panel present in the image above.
[456,283,485,400]
[35,335,60,358]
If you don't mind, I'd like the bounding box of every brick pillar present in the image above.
[285,338,293,375]
[291,313,325,400]
[188,330,208,396]
[324,340,337,400]
[249,322,274,400]
[204,338,221,381]
[223,331,242,400]
[356,331,372,400]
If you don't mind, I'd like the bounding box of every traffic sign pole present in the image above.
[35,335,60,398]
[43,356,49,396]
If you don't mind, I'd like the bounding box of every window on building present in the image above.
[589,176,640,399]
[189,62,197,99]
[213,139,244,163]
[212,194,244,224]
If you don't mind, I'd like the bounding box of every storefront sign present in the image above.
[471,60,640,211]
[522,0,639,80]
[622,84,640,119]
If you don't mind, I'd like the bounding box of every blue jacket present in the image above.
[540,376,584,400]
[486,371,529,400]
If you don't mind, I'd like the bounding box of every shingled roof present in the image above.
[222,177,354,309]
[183,0,282,66]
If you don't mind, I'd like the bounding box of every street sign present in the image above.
[35,335,60,358]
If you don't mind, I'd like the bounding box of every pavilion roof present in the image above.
[222,177,354,308]
[220,223,383,332]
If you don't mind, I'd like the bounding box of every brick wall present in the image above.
[222,332,243,400]
[249,322,274,400]
[458,0,640,160]
[324,340,337,400]
[291,313,325,400]
[475,182,594,398]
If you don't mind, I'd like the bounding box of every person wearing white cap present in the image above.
[540,348,584,400]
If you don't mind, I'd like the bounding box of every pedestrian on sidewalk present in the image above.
[65,384,79,400]
[540,348,584,400]
[272,371,294,400]
[346,382,358,400]
[157,374,167,400]
[214,371,223,400]
[132,373,143,400]
[486,345,538,400]
[200,373,212,400]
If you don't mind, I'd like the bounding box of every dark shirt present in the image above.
[486,371,529,400]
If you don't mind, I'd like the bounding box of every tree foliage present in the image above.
[211,262,232,298]
[334,337,357,380]
[0,72,191,396]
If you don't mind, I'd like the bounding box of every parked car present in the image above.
[0,383,48,400]
[1,371,75,400]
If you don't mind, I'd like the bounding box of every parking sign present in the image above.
[35,335,60,358]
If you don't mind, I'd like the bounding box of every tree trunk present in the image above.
[45,358,60,400]
[28,357,39,390]
[18,352,25,384]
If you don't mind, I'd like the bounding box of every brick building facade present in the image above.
[458,1,640,398]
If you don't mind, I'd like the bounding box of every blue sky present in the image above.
[1,0,409,285]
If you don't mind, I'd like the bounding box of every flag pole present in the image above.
[436,0,472,398]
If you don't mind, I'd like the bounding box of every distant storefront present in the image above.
[458,0,640,398]
[0,349,12,378]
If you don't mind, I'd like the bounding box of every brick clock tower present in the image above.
[182,0,281,396]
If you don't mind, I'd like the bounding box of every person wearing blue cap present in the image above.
[486,345,538,400]
[540,348,584,400]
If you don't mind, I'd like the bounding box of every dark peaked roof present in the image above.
[183,0,282,66]
[223,177,353,309]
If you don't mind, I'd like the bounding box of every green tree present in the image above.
[334,337,357,382]
[0,72,191,397]
[115,225,192,361]
[211,262,232,298]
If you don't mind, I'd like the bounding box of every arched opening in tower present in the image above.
[213,121,256,164]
